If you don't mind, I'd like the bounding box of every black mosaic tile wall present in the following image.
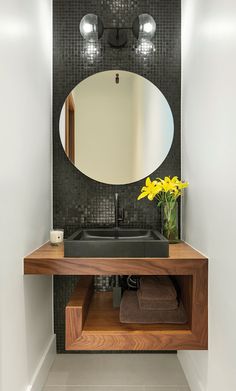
[53,0,181,353]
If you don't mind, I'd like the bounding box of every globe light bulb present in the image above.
[139,14,156,39]
[80,14,103,42]
[132,14,156,40]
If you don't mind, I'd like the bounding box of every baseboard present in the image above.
[26,334,56,391]
[178,352,205,391]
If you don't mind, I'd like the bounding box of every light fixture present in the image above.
[79,14,103,42]
[80,14,103,63]
[132,14,156,58]
[79,13,156,55]
[132,14,156,40]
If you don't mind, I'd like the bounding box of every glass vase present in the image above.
[161,201,179,243]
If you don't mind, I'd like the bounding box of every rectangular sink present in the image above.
[64,228,169,258]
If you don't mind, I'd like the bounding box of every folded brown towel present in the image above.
[120,291,187,324]
[139,276,177,301]
[137,289,178,311]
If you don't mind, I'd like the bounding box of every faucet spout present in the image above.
[114,193,124,228]
[114,193,119,229]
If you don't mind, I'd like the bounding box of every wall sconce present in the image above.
[80,13,156,56]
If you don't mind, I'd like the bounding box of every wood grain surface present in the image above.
[24,241,208,351]
[66,274,207,351]
[24,241,207,275]
[65,276,94,349]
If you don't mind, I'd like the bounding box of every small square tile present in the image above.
[53,0,181,352]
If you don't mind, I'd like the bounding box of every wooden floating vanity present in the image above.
[24,241,208,351]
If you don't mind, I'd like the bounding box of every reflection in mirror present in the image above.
[60,94,75,164]
[59,70,174,185]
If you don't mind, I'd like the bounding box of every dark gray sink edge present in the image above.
[64,229,169,258]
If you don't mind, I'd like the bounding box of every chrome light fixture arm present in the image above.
[80,13,156,50]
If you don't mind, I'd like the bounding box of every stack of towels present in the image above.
[120,276,187,324]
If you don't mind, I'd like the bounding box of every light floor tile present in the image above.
[44,354,189,387]
[43,387,190,391]
[44,387,145,391]
[145,387,190,391]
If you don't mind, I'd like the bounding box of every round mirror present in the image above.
[59,70,174,185]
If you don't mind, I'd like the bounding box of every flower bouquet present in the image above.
[137,176,189,242]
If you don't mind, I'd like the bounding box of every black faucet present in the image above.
[114,193,124,228]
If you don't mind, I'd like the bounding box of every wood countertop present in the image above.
[24,241,207,275]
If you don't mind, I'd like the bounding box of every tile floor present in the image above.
[43,354,190,391]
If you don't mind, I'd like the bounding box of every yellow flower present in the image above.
[172,187,180,198]
[137,177,162,201]
[171,176,179,183]
[158,176,189,195]
[177,181,189,190]
[137,176,189,203]
[158,176,177,193]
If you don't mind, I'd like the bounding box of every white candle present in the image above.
[50,229,64,245]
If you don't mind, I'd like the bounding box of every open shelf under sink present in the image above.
[65,275,207,351]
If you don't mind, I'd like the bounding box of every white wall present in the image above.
[0,1,54,390]
[179,0,236,390]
